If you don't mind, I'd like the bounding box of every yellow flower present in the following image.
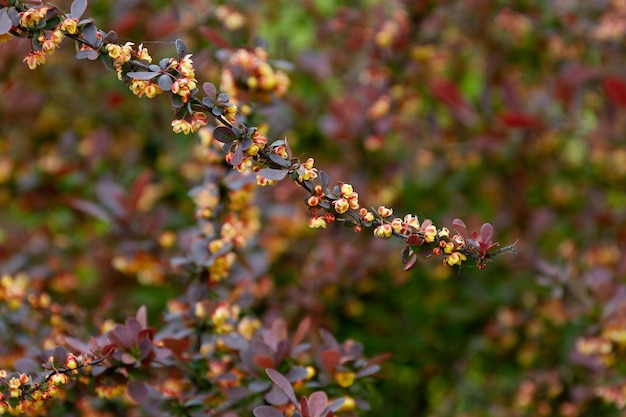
[374,224,393,238]
[333,198,350,214]
[23,50,46,70]
[60,17,78,35]
[334,371,356,388]
[445,252,467,266]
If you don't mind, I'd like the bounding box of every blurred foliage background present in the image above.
[2,0,626,416]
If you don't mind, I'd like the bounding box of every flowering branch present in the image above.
[0,0,515,271]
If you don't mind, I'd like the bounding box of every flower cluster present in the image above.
[220,47,291,102]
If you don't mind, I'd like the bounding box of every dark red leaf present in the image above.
[292,317,311,349]
[430,79,469,110]
[128,171,152,213]
[300,396,310,417]
[403,253,418,271]
[407,234,422,246]
[319,350,341,374]
[198,26,232,49]
[499,111,543,129]
[479,223,494,244]
[253,354,275,369]
[603,76,626,107]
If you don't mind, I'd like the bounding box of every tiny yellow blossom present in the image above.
[333,198,350,214]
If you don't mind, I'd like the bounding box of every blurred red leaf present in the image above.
[603,76,626,107]
[499,111,543,129]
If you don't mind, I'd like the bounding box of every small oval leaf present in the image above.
[0,8,12,35]
[258,168,288,181]
[70,0,88,19]
[253,406,284,417]
[230,145,244,166]
[175,38,188,59]
[213,126,237,143]
[157,74,173,91]
[269,153,290,168]
[53,346,68,367]
[126,71,159,80]
[203,82,217,98]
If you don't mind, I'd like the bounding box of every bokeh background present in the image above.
[2,0,626,415]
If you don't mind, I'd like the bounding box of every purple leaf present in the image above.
[203,82,217,98]
[253,406,285,417]
[258,168,288,181]
[96,180,127,217]
[65,336,91,354]
[76,49,99,60]
[479,223,494,244]
[157,74,173,91]
[356,364,380,378]
[264,385,289,405]
[452,219,468,241]
[319,329,339,350]
[230,145,244,166]
[175,38,188,59]
[0,9,12,35]
[269,153,290,168]
[70,199,112,223]
[52,346,68,368]
[135,306,147,329]
[126,71,160,81]
[213,126,237,143]
[308,391,328,417]
[14,358,38,374]
[327,398,346,413]
[127,380,149,403]
[266,369,298,407]
[319,170,329,190]
[70,0,87,19]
